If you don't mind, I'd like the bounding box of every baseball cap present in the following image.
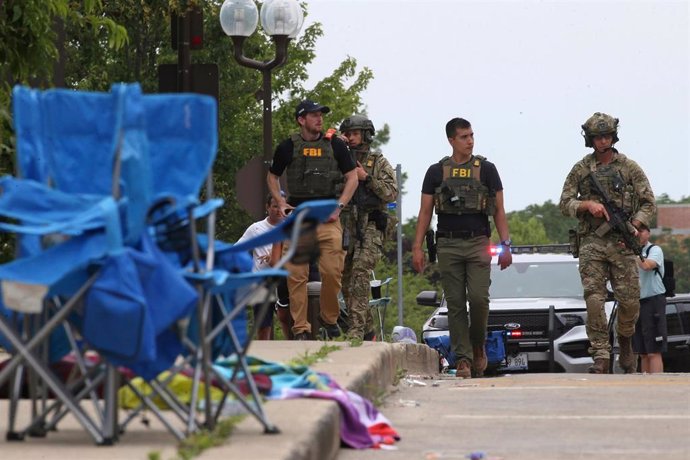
[295,99,330,119]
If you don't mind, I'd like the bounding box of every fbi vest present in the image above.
[286,133,342,199]
[433,155,495,215]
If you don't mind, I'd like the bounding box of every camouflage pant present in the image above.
[342,221,383,339]
[579,234,640,359]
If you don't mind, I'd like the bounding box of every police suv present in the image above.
[418,245,602,373]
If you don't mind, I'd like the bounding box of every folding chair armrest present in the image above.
[183,268,288,292]
[221,200,337,254]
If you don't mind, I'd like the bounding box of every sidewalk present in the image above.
[0,341,438,460]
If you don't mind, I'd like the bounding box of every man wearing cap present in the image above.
[267,100,358,340]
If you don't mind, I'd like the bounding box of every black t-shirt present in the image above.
[421,156,503,233]
[269,134,355,206]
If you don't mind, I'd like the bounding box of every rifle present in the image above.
[588,173,644,260]
[425,229,437,264]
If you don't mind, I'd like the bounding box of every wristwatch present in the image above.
[501,239,512,247]
[337,202,345,210]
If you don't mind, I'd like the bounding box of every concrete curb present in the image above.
[202,342,438,460]
[0,342,439,460]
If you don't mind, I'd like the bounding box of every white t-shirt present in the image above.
[237,218,277,272]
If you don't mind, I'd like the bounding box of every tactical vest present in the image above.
[579,162,638,230]
[352,150,385,212]
[286,133,342,199]
[433,155,495,216]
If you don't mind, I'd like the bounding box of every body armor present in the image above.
[579,163,637,232]
[433,156,495,216]
[286,133,342,199]
[352,150,385,212]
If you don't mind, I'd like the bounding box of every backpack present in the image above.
[645,244,675,297]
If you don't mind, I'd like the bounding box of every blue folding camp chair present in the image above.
[114,92,336,437]
[0,83,337,444]
[0,84,200,444]
[0,84,139,444]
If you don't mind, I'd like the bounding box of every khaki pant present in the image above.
[285,220,345,334]
[437,235,492,363]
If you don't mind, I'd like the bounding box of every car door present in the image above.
[664,299,690,372]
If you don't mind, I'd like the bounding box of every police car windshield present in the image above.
[490,261,583,299]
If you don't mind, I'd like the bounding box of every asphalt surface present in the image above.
[340,372,690,460]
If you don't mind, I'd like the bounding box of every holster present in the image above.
[368,209,388,234]
[568,228,580,258]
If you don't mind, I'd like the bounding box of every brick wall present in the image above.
[657,204,690,230]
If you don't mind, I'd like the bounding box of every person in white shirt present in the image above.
[237,193,284,340]
[632,223,667,373]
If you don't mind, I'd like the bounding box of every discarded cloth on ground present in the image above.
[214,356,400,449]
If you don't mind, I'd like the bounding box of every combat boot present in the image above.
[472,344,487,377]
[456,359,472,378]
[618,335,635,374]
[588,358,610,374]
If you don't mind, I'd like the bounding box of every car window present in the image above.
[666,303,683,336]
[490,261,582,299]
[675,302,690,334]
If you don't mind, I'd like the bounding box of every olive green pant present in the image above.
[437,235,492,363]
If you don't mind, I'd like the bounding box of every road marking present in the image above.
[445,414,690,420]
[451,386,584,390]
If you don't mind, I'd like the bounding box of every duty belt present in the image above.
[436,230,486,239]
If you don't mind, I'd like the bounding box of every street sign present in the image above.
[157,63,219,102]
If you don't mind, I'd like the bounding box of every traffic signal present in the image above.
[171,6,203,51]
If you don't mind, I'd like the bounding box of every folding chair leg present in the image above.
[6,365,25,441]
[120,381,186,441]
[0,316,105,444]
[198,291,214,429]
[0,274,98,387]
[101,364,119,445]
[41,365,106,433]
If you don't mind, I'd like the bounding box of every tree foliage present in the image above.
[0,1,375,246]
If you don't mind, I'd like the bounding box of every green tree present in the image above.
[0,0,127,262]
[491,214,549,245]
[1,1,376,246]
[509,200,577,243]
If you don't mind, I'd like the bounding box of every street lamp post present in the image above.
[220,0,304,213]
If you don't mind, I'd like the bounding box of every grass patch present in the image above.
[392,366,406,386]
[174,416,243,460]
[289,343,341,367]
[348,337,364,347]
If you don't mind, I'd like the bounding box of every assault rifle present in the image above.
[588,173,644,260]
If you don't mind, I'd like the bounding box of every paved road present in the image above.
[339,372,690,460]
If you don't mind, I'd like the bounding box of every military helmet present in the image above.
[340,114,375,144]
[581,112,619,147]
